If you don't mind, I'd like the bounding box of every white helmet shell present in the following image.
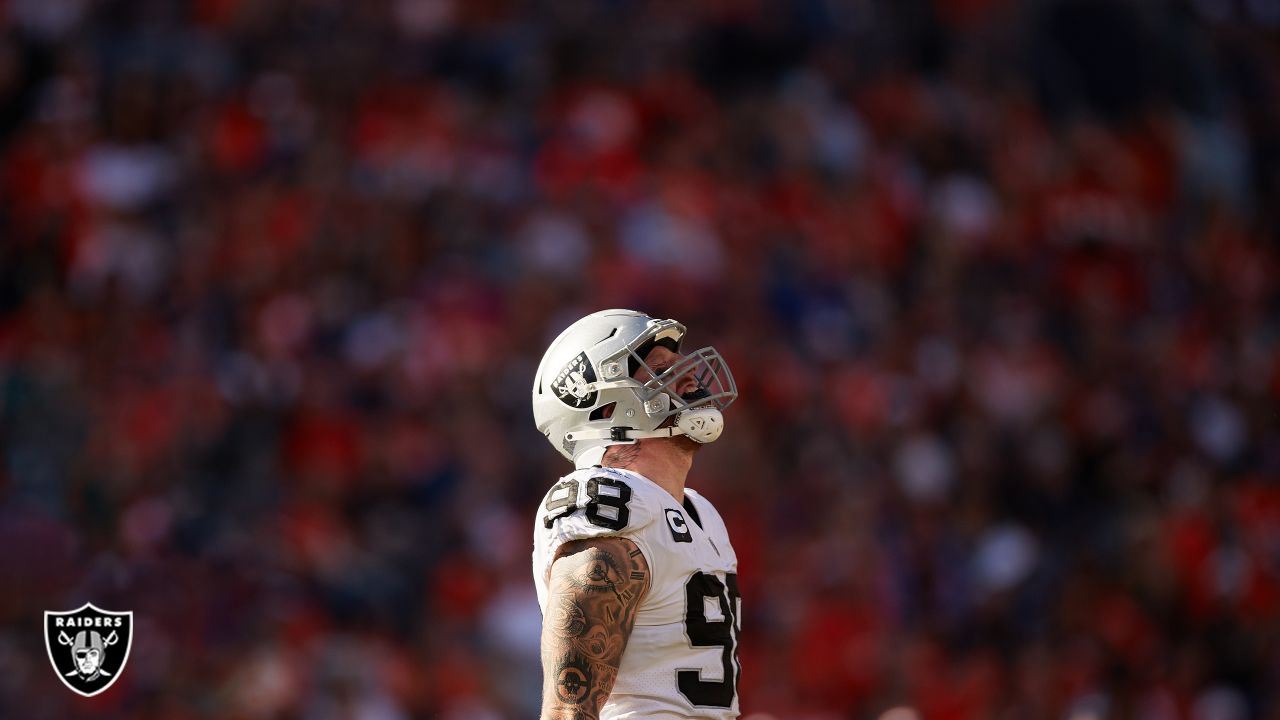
[532,309,737,468]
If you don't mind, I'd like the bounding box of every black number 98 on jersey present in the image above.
[681,571,741,709]
[543,477,633,530]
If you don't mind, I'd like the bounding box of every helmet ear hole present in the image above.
[589,402,617,421]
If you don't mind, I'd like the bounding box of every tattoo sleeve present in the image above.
[540,536,650,720]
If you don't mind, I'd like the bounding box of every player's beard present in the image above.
[653,414,700,455]
[672,434,703,456]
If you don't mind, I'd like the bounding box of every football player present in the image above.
[532,309,742,719]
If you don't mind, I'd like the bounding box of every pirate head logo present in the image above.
[44,603,133,697]
[551,352,598,409]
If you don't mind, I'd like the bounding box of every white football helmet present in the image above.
[532,309,737,468]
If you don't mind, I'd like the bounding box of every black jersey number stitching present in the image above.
[678,571,741,708]
[543,477,633,531]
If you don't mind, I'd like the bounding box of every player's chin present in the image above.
[672,435,702,455]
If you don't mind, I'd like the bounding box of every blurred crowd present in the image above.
[1,0,1278,718]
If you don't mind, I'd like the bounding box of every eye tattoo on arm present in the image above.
[540,537,650,720]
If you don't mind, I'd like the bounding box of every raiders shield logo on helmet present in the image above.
[551,352,598,408]
[44,602,133,697]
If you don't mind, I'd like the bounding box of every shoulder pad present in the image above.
[682,488,727,532]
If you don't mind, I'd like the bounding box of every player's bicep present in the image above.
[540,536,650,719]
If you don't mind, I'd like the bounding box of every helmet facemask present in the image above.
[618,345,737,425]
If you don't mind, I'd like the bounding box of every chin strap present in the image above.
[565,408,725,445]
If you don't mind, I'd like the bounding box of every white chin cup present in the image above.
[675,407,724,444]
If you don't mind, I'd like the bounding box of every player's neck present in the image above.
[601,439,693,502]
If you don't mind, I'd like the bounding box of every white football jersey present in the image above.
[533,466,741,719]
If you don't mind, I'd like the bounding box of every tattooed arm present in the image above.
[540,536,650,720]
